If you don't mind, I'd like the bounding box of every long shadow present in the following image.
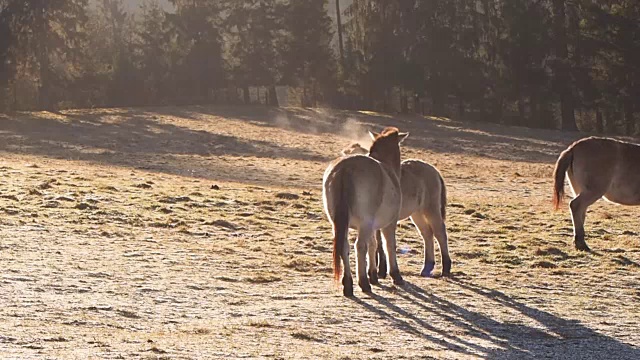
[352,280,640,359]
[2,105,632,185]
[0,108,329,187]
[184,105,631,164]
[349,295,488,358]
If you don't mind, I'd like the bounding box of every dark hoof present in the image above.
[442,259,452,277]
[359,280,372,293]
[377,258,387,278]
[390,270,405,286]
[343,277,354,297]
[575,241,591,252]
[369,271,380,286]
[420,261,436,277]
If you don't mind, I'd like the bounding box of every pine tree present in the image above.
[4,0,89,109]
[282,0,336,107]
[90,0,138,105]
[226,0,283,104]
[169,0,226,102]
[138,0,171,103]
[0,1,13,110]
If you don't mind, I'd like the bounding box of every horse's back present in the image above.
[323,155,402,229]
[569,137,640,204]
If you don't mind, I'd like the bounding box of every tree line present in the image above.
[0,0,639,134]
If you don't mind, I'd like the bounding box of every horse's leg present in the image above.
[340,237,354,297]
[411,214,435,277]
[569,191,601,251]
[381,223,404,285]
[367,234,379,285]
[375,230,387,278]
[431,218,452,276]
[355,227,374,293]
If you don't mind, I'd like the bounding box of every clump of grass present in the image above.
[291,331,322,342]
[275,192,299,200]
[244,275,282,284]
[534,247,568,260]
[246,319,275,328]
[531,260,558,269]
[284,257,320,272]
[457,251,485,259]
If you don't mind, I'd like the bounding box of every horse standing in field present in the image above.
[553,136,640,251]
[341,143,452,277]
[323,128,407,297]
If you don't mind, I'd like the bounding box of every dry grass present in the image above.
[0,105,639,359]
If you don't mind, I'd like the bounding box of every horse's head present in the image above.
[341,143,369,156]
[368,127,408,173]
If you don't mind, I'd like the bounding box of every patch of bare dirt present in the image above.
[0,105,638,359]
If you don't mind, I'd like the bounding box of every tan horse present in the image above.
[342,143,451,277]
[323,128,407,297]
[553,136,640,251]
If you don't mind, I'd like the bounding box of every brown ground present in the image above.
[0,105,638,359]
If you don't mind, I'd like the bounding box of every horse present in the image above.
[553,136,640,251]
[341,143,451,277]
[323,127,408,297]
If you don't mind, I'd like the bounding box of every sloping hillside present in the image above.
[0,105,638,359]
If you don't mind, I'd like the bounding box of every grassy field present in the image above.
[0,105,639,359]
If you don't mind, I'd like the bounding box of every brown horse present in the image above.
[553,136,640,251]
[323,128,407,296]
[342,143,451,277]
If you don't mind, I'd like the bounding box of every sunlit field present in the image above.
[0,105,639,359]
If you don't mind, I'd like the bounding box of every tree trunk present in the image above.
[268,85,279,107]
[431,77,446,117]
[552,0,577,131]
[530,93,539,128]
[243,86,250,104]
[518,96,525,126]
[595,108,603,133]
[335,0,344,67]
[624,98,635,135]
[35,3,51,110]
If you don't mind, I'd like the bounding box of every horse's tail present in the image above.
[553,146,574,210]
[332,171,351,281]
[439,173,447,221]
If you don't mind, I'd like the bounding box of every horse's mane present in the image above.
[377,127,399,139]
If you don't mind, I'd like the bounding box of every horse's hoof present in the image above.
[378,262,387,279]
[420,262,436,277]
[359,281,372,293]
[442,259,452,277]
[390,270,405,286]
[369,272,380,286]
[575,241,591,252]
[343,277,354,297]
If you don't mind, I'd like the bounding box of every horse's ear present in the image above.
[368,130,379,141]
[398,132,409,143]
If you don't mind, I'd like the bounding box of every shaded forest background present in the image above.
[0,0,638,134]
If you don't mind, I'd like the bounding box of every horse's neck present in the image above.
[377,158,401,179]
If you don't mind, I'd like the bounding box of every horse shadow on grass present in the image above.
[353,280,640,359]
